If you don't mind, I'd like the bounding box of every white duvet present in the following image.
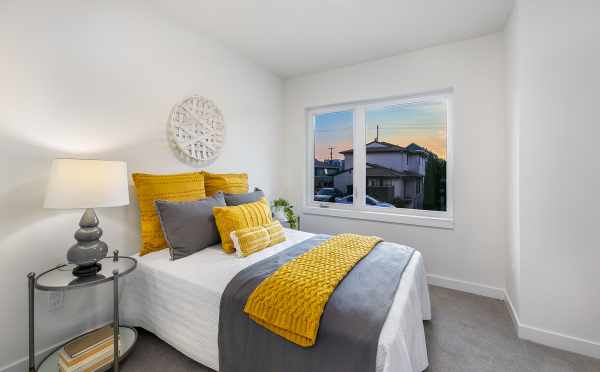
[121,229,431,372]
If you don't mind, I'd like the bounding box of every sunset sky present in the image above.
[314,101,447,160]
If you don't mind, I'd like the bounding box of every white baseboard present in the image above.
[504,292,600,360]
[0,321,112,372]
[430,275,600,359]
[427,274,505,299]
[503,290,520,332]
[0,340,61,372]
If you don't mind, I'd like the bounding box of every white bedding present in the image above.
[121,229,431,372]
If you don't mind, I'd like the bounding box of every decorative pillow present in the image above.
[264,220,286,246]
[230,220,286,257]
[230,225,270,257]
[224,188,265,206]
[132,172,206,256]
[213,197,272,254]
[155,192,225,260]
[202,172,248,196]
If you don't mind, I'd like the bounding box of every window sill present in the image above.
[302,206,454,229]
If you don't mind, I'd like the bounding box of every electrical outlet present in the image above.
[48,291,64,312]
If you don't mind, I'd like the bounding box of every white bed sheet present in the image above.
[121,229,431,372]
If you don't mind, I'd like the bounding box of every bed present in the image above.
[121,228,431,372]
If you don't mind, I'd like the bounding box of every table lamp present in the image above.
[44,159,129,277]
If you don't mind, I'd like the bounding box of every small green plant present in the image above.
[271,198,290,208]
[284,206,299,230]
[271,198,299,230]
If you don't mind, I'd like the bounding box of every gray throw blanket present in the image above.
[219,235,415,372]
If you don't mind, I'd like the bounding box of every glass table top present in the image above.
[35,256,137,291]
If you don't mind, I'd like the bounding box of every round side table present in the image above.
[27,250,137,372]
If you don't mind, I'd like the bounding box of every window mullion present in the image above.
[306,113,315,207]
[353,107,366,209]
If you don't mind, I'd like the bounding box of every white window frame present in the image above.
[304,90,454,229]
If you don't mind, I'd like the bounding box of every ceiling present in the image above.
[153,0,514,78]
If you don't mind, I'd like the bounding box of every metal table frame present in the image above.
[27,250,137,372]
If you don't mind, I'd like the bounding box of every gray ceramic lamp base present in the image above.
[68,208,109,277]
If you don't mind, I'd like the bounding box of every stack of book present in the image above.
[58,325,121,372]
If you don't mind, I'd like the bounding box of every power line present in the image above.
[328,146,335,161]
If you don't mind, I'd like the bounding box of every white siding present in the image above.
[407,154,426,176]
[365,152,406,172]
[343,154,353,170]
[392,179,404,198]
[333,171,353,195]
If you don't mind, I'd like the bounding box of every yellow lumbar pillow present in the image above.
[264,220,286,246]
[132,172,206,256]
[213,197,272,254]
[231,220,287,257]
[230,226,270,257]
[202,171,248,196]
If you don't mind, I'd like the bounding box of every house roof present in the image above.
[333,162,422,178]
[339,140,430,157]
[406,143,425,152]
[406,142,439,158]
[339,140,407,155]
[367,163,421,178]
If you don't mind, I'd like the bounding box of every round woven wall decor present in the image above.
[167,95,225,166]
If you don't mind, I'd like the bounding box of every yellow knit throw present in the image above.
[243,233,382,347]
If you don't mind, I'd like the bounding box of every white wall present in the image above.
[506,0,600,357]
[0,0,282,369]
[283,34,508,294]
[504,0,521,318]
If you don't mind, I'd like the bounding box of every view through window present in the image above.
[312,97,448,213]
[313,110,353,204]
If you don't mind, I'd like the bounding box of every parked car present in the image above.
[314,187,344,202]
[335,195,394,207]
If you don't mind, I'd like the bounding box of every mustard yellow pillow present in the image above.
[132,172,206,256]
[202,172,248,196]
[213,197,272,253]
[230,221,286,257]
[230,225,270,257]
[264,220,286,246]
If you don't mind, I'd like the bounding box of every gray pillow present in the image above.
[224,188,265,206]
[155,192,226,260]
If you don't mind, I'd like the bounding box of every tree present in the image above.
[423,156,446,211]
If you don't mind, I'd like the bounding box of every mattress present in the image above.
[121,229,431,372]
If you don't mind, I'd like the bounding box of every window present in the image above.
[306,92,452,228]
[312,110,354,203]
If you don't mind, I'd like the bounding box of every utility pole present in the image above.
[328,146,335,161]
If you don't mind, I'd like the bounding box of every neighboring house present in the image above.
[314,159,343,190]
[333,140,428,208]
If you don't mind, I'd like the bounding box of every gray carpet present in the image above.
[119,286,600,372]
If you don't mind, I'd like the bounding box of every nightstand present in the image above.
[27,250,137,372]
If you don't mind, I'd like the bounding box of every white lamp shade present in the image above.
[44,159,130,209]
